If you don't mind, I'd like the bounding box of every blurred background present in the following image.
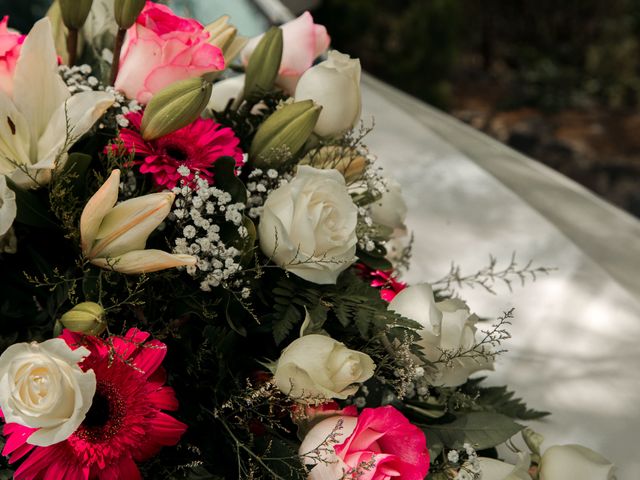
[3,0,640,217]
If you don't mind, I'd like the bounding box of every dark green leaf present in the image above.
[212,156,247,203]
[421,412,523,451]
[5,177,57,228]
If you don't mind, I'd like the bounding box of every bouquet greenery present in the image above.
[0,1,616,479]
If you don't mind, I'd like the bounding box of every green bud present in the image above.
[58,0,94,30]
[59,302,107,336]
[250,100,321,167]
[114,0,146,30]
[244,27,283,102]
[522,427,545,456]
[141,77,213,141]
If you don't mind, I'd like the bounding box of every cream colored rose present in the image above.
[273,334,375,401]
[388,284,493,387]
[0,339,96,446]
[539,445,616,480]
[472,453,532,480]
[258,165,358,284]
[295,50,362,138]
[370,178,407,231]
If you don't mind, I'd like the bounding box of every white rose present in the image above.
[273,334,375,401]
[472,453,532,480]
[388,284,493,386]
[294,50,361,138]
[0,175,17,237]
[539,445,616,480]
[370,178,408,231]
[207,75,245,112]
[259,165,358,284]
[0,339,96,446]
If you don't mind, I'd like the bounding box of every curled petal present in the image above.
[91,249,196,274]
[80,169,120,256]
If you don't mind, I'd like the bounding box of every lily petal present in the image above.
[91,250,196,274]
[36,91,115,170]
[12,18,69,162]
[0,175,17,236]
[91,192,174,258]
[0,90,30,175]
[80,169,120,255]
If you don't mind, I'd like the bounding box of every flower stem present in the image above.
[110,28,127,85]
[67,28,78,66]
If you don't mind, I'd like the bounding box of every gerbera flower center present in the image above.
[165,145,189,161]
[75,381,125,443]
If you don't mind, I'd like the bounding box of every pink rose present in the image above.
[114,1,225,104]
[0,16,25,96]
[299,405,430,480]
[242,11,330,93]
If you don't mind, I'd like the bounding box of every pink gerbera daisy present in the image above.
[355,263,407,302]
[1,329,187,480]
[119,111,244,189]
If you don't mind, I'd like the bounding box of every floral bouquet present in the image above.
[0,1,617,479]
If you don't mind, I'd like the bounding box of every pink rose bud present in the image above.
[242,11,330,94]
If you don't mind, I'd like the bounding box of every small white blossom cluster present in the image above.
[58,64,141,129]
[245,167,291,219]
[359,155,388,200]
[118,169,138,199]
[452,444,481,480]
[356,206,377,252]
[170,167,247,292]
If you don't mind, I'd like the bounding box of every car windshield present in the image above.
[168,0,271,36]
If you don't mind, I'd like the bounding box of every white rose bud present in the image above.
[388,284,493,387]
[294,50,362,138]
[539,445,616,480]
[273,334,375,401]
[258,166,358,284]
[0,339,96,446]
[208,75,245,112]
[475,453,532,480]
[369,178,408,231]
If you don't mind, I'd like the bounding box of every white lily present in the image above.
[80,169,196,274]
[0,18,114,188]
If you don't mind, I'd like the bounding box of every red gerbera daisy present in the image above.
[119,111,244,189]
[1,329,187,480]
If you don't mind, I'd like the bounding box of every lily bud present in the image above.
[300,146,367,184]
[114,0,146,30]
[80,170,196,274]
[58,0,94,30]
[243,27,283,103]
[59,302,107,336]
[141,77,213,141]
[522,427,545,456]
[206,16,238,52]
[250,100,321,167]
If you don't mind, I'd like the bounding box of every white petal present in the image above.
[0,91,31,175]
[92,250,196,274]
[36,91,114,170]
[0,175,17,236]
[80,169,120,255]
[92,192,173,258]
[13,18,69,161]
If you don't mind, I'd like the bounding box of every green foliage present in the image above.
[268,270,421,345]
[421,412,523,458]
[460,377,550,420]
